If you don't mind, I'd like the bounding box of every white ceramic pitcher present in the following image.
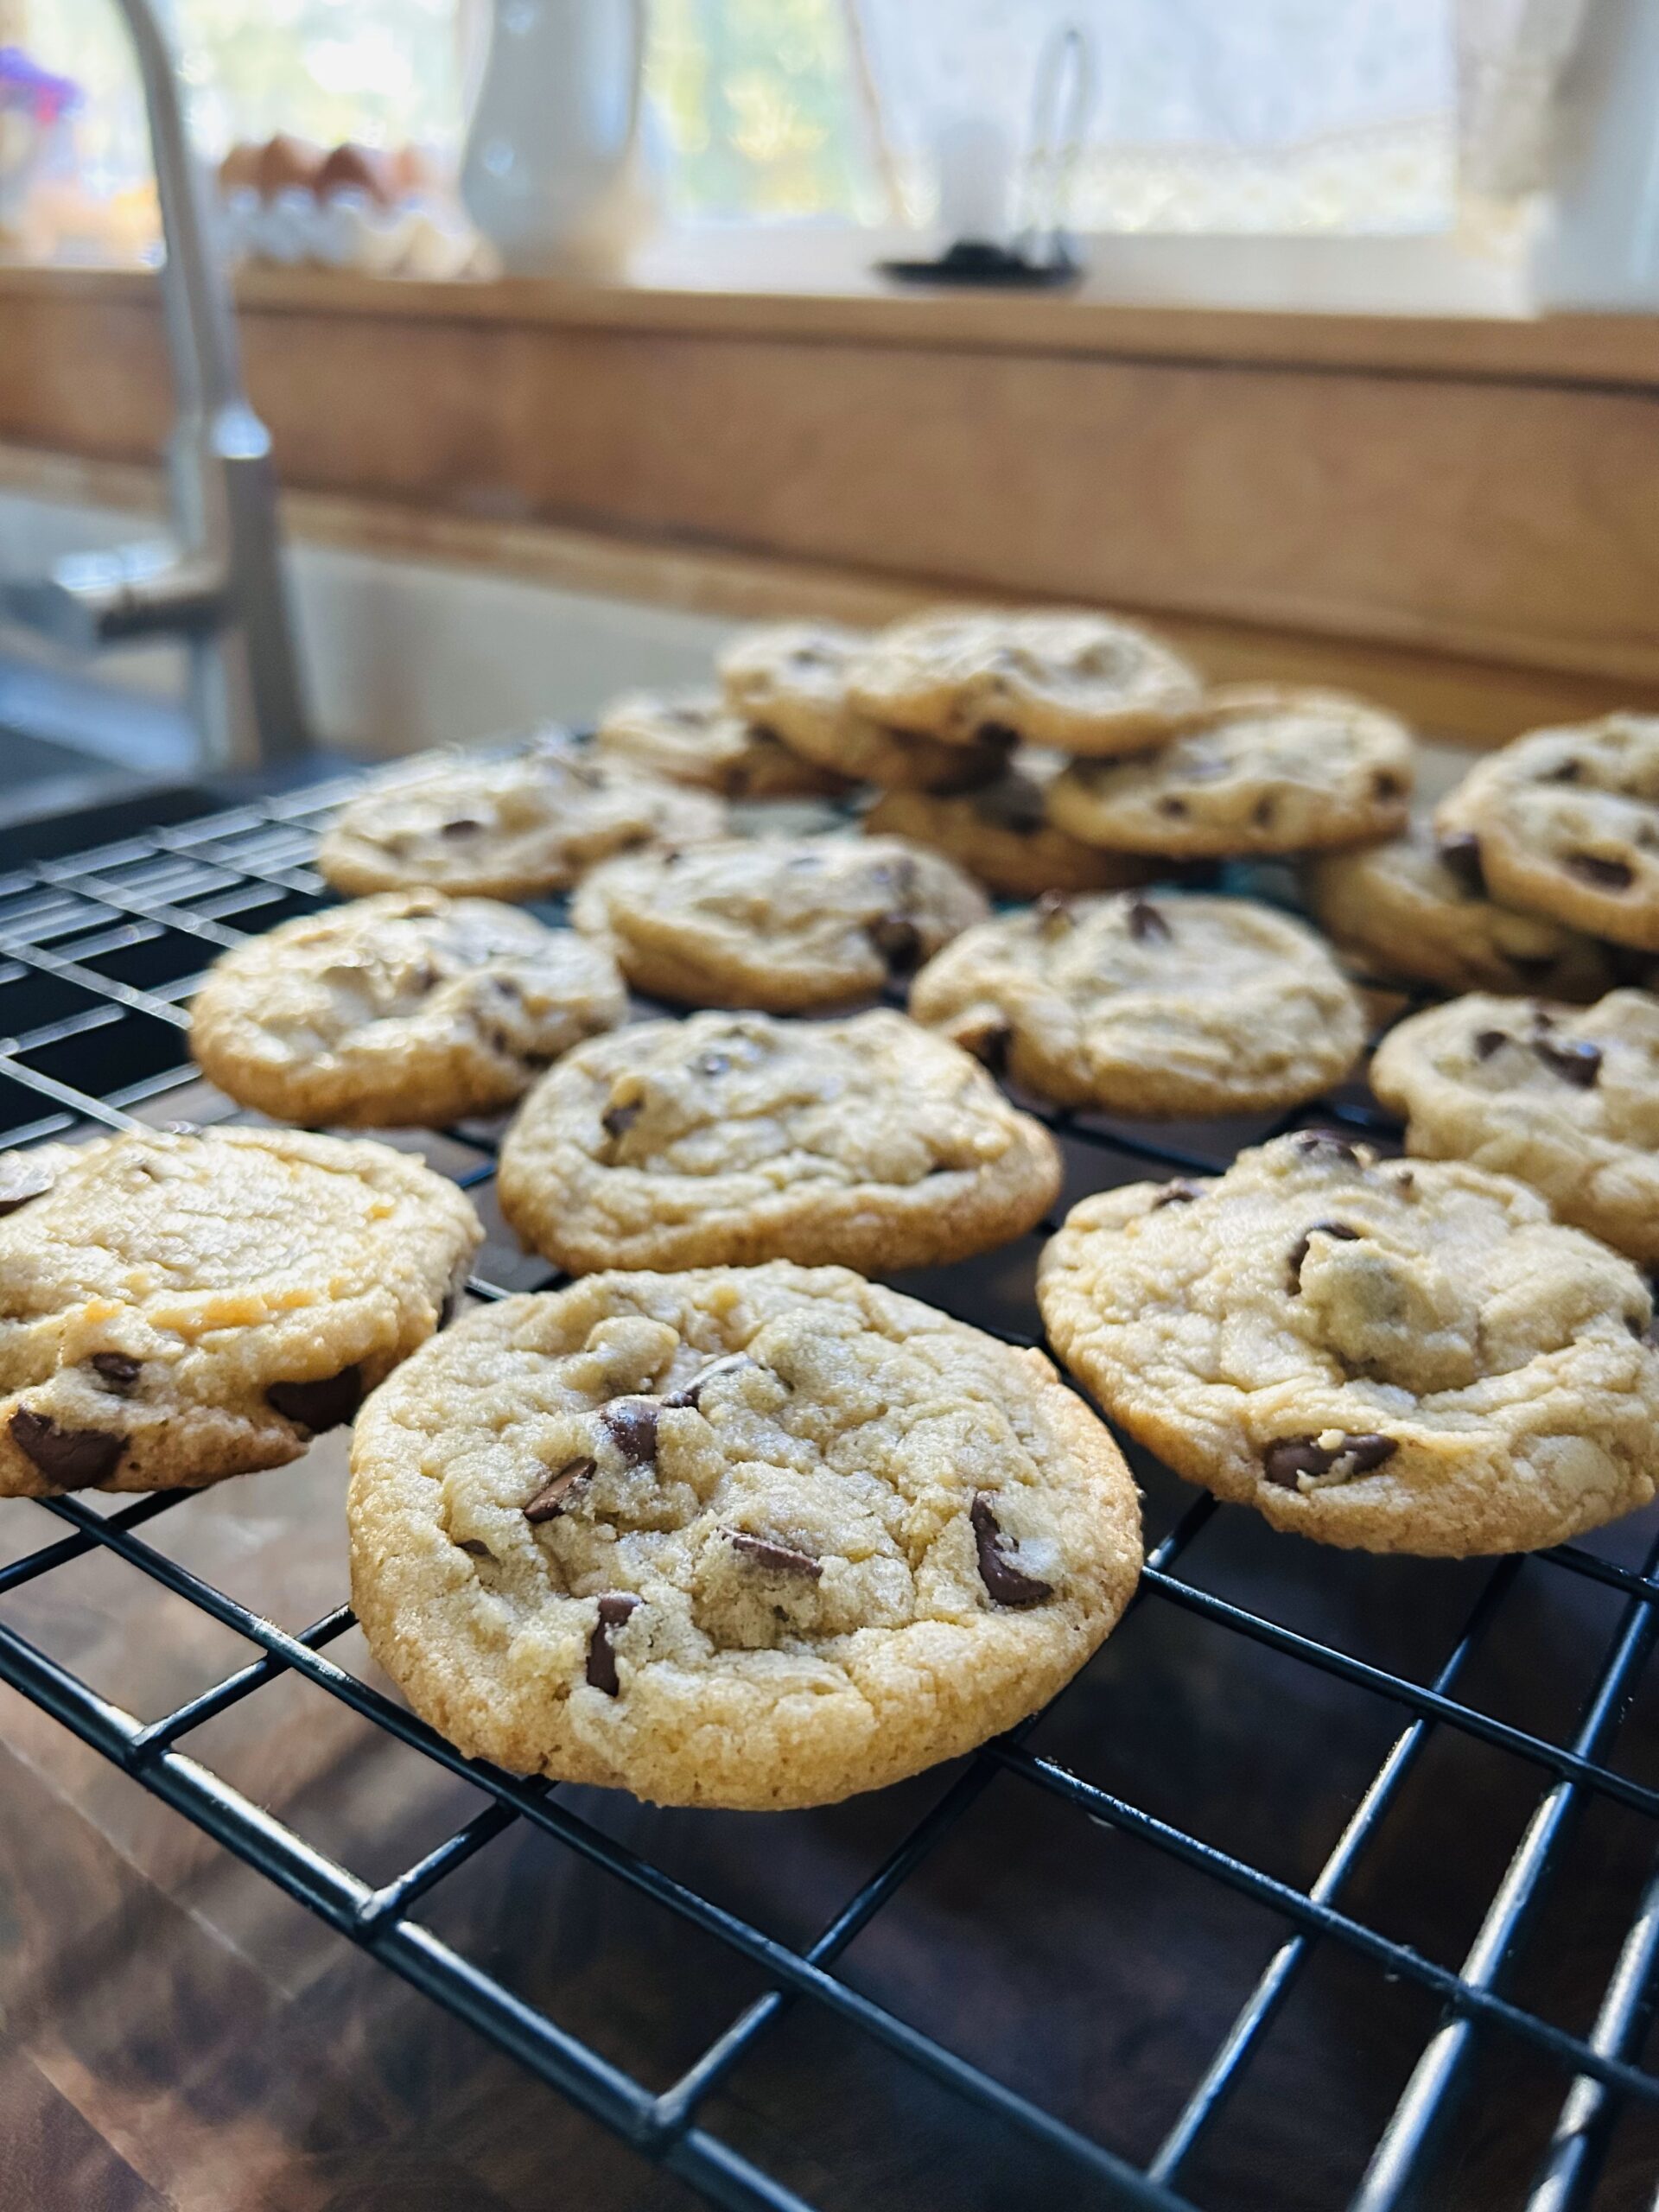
[459,0,649,276]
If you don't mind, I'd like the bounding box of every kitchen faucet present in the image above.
[4,0,310,769]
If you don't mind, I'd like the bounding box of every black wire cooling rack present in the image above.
[2,765,1658,2212]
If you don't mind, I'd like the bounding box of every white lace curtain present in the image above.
[844,0,1593,234]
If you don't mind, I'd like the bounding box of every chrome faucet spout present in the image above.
[3,0,310,770]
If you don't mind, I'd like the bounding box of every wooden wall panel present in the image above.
[5,269,1659,706]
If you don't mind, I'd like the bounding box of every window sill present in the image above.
[2,234,1656,385]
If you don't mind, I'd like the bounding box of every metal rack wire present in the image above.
[1,768,1656,2210]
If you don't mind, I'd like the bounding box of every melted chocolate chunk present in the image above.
[1438,831,1485,893]
[1152,1179,1202,1207]
[1156,795,1190,818]
[1126,896,1172,944]
[439,817,485,839]
[585,1592,640,1695]
[88,1351,141,1394]
[728,1529,823,1578]
[662,1353,751,1409]
[266,1365,364,1433]
[0,1158,55,1217]
[9,1408,124,1489]
[1545,758,1582,783]
[1567,851,1635,890]
[969,1493,1052,1608]
[1372,770,1404,799]
[601,1101,640,1141]
[1262,1432,1396,1489]
[1287,1219,1361,1292]
[1293,1130,1363,1166]
[1251,795,1277,830]
[1533,1035,1602,1087]
[1473,1029,1512,1059]
[869,913,925,973]
[602,1399,659,1465]
[523,1456,596,1523]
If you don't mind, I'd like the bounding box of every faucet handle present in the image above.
[5,543,227,649]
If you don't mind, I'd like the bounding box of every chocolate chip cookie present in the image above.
[317,735,727,901]
[1434,715,1659,950]
[497,1007,1061,1274]
[909,891,1364,1117]
[1303,816,1615,1000]
[847,607,1202,757]
[189,892,627,1128]
[1038,1130,1659,1554]
[1046,687,1414,857]
[718,623,1009,793]
[347,1262,1141,1808]
[863,752,1156,899]
[594,688,854,799]
[0,1128,481,1497]
[1371,989,1659,1262]
[572,836,989,1012]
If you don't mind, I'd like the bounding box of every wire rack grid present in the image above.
[0,766,1656,2212]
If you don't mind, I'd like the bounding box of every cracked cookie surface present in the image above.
[189,891,626,1127]
[1434,716,1659,950]
[909,890,1364,1116]
[1046,686,1414,856]
[0,1128,480,1497]
[847,607,1202,757]
[497,1007,1061,1274]
[347,1262,1141,1807]
[594,687,854,799]
[1371,989,1659,1262]
[864,752,1156,899]
[1303,816,1615,1000]
[572,836,988,1012]
[317,735,726,901]
[1038,1130,1659,1554]
[718,622,1009,792]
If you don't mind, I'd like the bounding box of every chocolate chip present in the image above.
[410,960,441,993]
[1438,831,1484,893]
[1262,1435,1337,1487]
[1545,758,1582,783]
[586,1592,640,1694]
[1251,796,1277,830]
[1473,1029,1512,1059]
[601,1101,640,1141]
[265,1366,364,1433]
[1287,1219,1361,1291]
[1567,852,1635,889]
[1263,1432,1395,1488]
[662,1352,751,1409]
[524,1456,595,1523]
[728,1529,822,1578]
[1153,1179,1202,1207]
[1157,795,1190,817]
[1293,1130,1363,1166]
[602,1399,658,1465]
[869,914,924,973]
[1343,1433,1399,1475]
[0,1158,55,1217]
[1372,771,1404,799]
[9,1408,124,1489]
[439,817,485,838]
[1533,1035,1602,1087]
[969,1493,1052,1608]
[88,1352,141,1394]
[1126,896,1172,944]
